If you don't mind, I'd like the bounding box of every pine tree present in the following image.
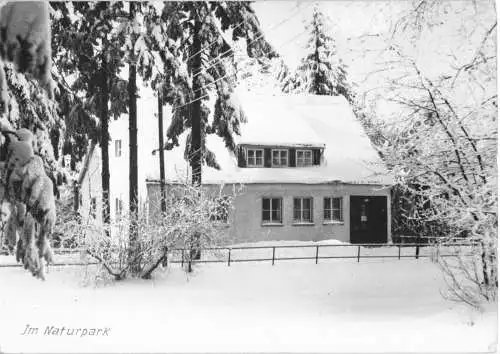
[146,2,276,185]
[0,2,62,183]
[282,3,355,104]
[0,2,55,100]
[127,1,140,270]
[51,2,129,228]
[1,61,62,179]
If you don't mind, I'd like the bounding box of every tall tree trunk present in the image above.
[70,145,76,171]
[157,93,166,214]
[73,181,80,215]
[100,52,111,236]
[188,15,203,270]
[128,1,139,271]
[191,18,202,187]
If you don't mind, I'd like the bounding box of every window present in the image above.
[293,197,314,223]
[247,149,263,167]
[296,149,313,167]
[262,197,283,224]
[115,198,123,219]
[115,139,122,157]
[324,197,343,222]
[90,197,97,219]
[272,149,288,167]
[211,196,230,223]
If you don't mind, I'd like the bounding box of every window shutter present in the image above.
[313,149,321,165]
[264,148,272,167]
[289,148,296,167]
[237,146,246,167]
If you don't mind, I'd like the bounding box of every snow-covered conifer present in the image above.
[0,2,54,98]
[152,2,275,183]
[282,3,355,103]
[51,2,129,227]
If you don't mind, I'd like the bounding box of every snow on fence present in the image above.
[0,242,477,268]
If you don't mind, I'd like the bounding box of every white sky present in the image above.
[250,0,497,121]
[252,1,408,74]
[250,1,412,120]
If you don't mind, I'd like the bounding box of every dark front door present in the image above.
[350,196,387,244]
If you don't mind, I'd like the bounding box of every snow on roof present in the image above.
[146,92,393,185]
[233,93,326,147]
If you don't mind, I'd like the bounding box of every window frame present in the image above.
[212,195,231,224]
[115,139,122,157]
[246,148,264,167]
[90,197,97,219]
[115,197,123,219]
[323,197,344,223]
[296,149,313,167]
[262,197,283,225]
[271,149,289,167]
[292,197,314,224]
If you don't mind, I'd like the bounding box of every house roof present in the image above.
[233,93,327,147]
[146,92,393,186]
[77,141,97,186]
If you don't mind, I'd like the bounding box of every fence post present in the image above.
[398,245,401,260]
[272,247,276,266]
[188,249,193,272]
[357,246,361,262]
[416,245,420,259]
[227,248,231,267]
[181,250,184,267]
[315,245,319,264]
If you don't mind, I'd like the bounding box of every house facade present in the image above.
[147,182,390,244]
[77,88,392,244]
[77,118,130,226]
[146,93,393,244]
[77,87,159,225]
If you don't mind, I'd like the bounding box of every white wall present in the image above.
[80,81,168,223]
[147,182,392,244]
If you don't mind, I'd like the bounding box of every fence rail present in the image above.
[171,242,478,267]
[0,242,478,268]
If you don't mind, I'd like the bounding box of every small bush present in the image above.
[71,183,238,282]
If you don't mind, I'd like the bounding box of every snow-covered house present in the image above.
[147,93,393,244]
[77,88,156,225]
[77,87,392,243]
[77,118,130,225]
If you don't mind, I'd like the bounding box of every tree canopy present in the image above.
[281,3,354,103]
[144,2,276,183]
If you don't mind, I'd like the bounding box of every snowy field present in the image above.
[0,243,497,353]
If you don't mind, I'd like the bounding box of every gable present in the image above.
[77,141,97,186]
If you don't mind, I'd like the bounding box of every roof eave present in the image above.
[238,142,326,149]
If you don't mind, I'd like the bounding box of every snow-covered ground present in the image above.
[0,242,497,353]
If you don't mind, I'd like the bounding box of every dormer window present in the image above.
[247,148,264,167]
[296,149,313,167]
[237,145,322,168]
[272,149,288,167]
